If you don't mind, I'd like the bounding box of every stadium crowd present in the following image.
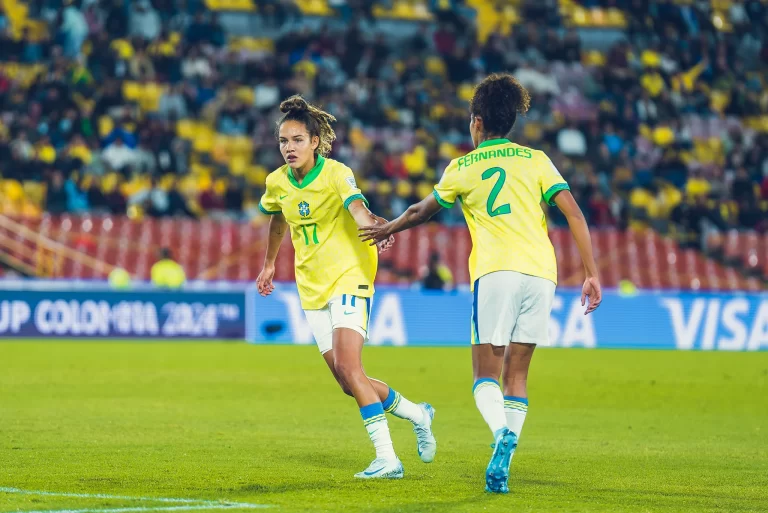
[0,0,767,242]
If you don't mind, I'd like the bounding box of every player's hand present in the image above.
[581,276,602,315]
[256,264,276,297]
[368,213,395,253]
[359,222,392,245]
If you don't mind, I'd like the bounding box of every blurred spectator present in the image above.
[421,252,454,291]
[151,247,186,289]
[130,0,162,41]
[102,137,136,176]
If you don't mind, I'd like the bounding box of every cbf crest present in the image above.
[298,201,310,218]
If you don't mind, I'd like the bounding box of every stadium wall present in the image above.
[1,282,766,350]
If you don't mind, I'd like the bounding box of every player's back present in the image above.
[433,138,569,286]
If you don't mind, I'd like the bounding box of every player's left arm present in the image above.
[542,157,601,314]
[334,166,394,252]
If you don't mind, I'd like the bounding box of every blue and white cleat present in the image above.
[354,457,404,479]
[485,428,518,494]
[413,403,437,463]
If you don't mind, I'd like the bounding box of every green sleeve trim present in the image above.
[543,183,570,206]
[432,189,454,209]
[343,193,368,210]
[258,202,282,215]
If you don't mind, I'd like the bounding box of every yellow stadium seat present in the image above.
[22,181,46,206]
[176,119,196,139]
[245,165,268,186]
[139,83,165,113]
[395,180,412,198]
[2,180,24,202]
[425,56,446,77]
[123,81,141,101]
[710,90,731,113]
[236,86,254,105]
[458,83,475,102]
[98,116,114,138]
[229,156,247,176]
[295,0,332,16]
[605,8,627,28]
[571,7,588,26]
[416,182,433,199]
[230,136,253,155]
[377,181,393,196]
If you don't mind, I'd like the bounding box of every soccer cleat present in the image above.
[354,457,404,479]
[485,428,518,494]
[413,403,437,463]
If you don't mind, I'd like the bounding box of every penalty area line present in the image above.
[0,488,271,512]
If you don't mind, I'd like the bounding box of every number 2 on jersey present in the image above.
[481,167,511,217]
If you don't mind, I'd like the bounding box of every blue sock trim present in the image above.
[360,402,385,421]
[472,378,499,393]
[503,396,528,405]
[351,296,356,307]
[381,388,397,410]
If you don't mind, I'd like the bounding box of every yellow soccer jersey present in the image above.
[259,156,377,310]
[433,138,569,286]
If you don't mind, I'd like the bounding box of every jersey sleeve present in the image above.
[433,159,461,208]
[333,165,368,210]
[540,157,570,206]
[258,174,282,215]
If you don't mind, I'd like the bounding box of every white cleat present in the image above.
[354,457,404,479]
[414,403,437,463]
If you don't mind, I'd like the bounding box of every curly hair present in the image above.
[276,95,337,157]
[469,73,531,137]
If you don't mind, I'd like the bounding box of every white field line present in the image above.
[6,505,268,513]
[0,488,271,512]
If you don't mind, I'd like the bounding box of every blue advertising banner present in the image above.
[246,285,768,351]
[0,289,245,339]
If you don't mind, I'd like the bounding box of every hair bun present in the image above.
[279,95,309,114]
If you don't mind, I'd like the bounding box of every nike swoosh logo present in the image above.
[364,466,385,476]
[279,195,288,199]
[343,310,355,315]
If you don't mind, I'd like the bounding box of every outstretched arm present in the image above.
[359,193,443,244]
[347,199,395,252]
[553,190,602,314]
[256,213,288,297]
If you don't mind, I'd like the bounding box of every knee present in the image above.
[333,358,361,383]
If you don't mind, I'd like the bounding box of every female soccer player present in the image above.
[360,74,602,493]
[256,96,436,479]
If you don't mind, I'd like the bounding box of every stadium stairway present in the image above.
[0,214,763,291]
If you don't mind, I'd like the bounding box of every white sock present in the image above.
[504,395,529,441]
[473,379,507,436]
[361,403,397,460]
[382,387,424,425]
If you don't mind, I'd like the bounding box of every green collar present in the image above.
[477,138,511,149]
[288,155,325,189]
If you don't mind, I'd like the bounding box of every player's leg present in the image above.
[330,295,403,479]
[498,275,556,485]
[473,272,523,494]
[502,343,535,443]
[318,296,428,425]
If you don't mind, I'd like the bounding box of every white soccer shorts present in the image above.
[471,270,556,347]
[304,294,372,354]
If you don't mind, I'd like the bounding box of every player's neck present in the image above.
[478,134,508,146]
[293,157,317,182]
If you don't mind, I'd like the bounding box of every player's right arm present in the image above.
[358,160,459,243]
[257,176,286,297]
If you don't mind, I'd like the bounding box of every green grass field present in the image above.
[1,342,767,513]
